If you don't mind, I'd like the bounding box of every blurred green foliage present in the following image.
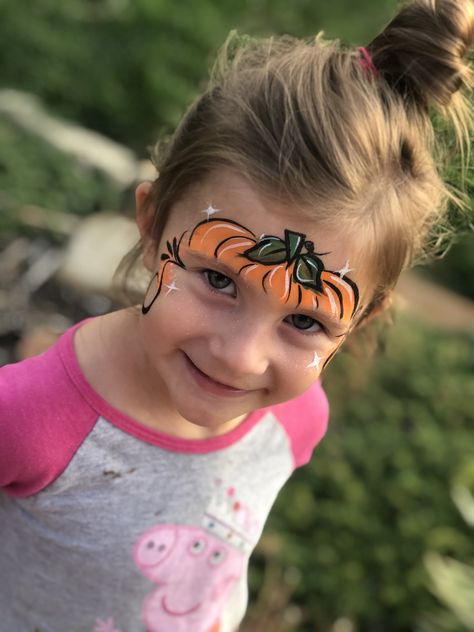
[421,232,474,301]
[258,317,474,630]
[0,119,120,232]
[422,120,474,300]
[421,484,474,632]
[0,0,397,151]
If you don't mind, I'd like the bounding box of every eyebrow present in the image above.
[185,251,240,279]
[184,251,352,332]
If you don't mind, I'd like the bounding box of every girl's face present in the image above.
[136,170,373,432]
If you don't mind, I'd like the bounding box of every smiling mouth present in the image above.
[183,354,251,397]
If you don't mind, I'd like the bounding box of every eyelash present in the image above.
[284,314,325,335]
[202,268,329,336]
[203,269,236,297]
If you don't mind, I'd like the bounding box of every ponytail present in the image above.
[367,0,474,147]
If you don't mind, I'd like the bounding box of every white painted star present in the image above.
[306,352,323,370]
[202,204,221,220]
[337,260,354,279]
[165,280,179,295]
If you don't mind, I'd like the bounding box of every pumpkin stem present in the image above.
[284,230,306,264]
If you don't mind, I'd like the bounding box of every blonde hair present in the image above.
[120,0,474,316]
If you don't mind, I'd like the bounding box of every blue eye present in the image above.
[285,314,322,333]
[204,270,236,295]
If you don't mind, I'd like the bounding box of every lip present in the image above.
[183,353,251,398]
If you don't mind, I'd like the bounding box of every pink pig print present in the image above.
[133,524,244,632]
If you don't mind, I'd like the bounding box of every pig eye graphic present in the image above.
[188,538,207,555]
[209,548,226,566]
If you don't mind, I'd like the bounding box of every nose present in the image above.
[208,315,270,380]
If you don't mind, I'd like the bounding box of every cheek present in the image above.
[141,269,211,338]
[276,336,344,396]
[272,366,316,406]
[272,350,319,402]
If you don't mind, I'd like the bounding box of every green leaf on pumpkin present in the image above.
[244,237,288,265]
[294,254,324,292]
[285,230,306,262]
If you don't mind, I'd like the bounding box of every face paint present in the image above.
[142,218,360,326]
[320,337,347,371]
[165,280,179,295]
[306,351,323,370]
[337,260,354,279]
[202,204,221,220]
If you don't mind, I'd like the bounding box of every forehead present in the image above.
[166,170,373,306]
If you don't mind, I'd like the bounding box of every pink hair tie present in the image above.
[358,46,378,76]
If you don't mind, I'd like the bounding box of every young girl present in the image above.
[1,0,473,630]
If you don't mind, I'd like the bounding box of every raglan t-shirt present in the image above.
[0,320,329,632]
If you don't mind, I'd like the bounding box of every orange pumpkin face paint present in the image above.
[142,218,359,325]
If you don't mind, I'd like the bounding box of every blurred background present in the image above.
[0,1,473,630]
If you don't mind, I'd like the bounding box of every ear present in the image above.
[355,293,392,329]
[135,181,156,271]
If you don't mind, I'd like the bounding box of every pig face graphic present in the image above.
[133,524,244,632]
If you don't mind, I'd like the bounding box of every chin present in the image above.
[177,402,245,432]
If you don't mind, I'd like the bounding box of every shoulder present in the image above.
[0,324,99,497]
[269,380,330,469]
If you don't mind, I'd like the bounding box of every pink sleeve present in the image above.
[0,329,98,498]
[272,380,329,469]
